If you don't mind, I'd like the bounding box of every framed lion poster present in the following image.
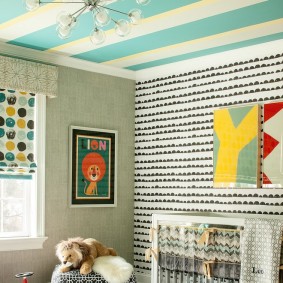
[69,126,117,207]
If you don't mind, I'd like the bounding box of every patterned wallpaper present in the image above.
[134,51,283,276]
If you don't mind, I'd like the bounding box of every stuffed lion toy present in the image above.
[56,237,117,275]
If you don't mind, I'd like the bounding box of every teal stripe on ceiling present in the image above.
[128,33,283,70]
[7,0,198,51]
[0,1,26,24]
[72,0,283,63]
[8,11,93,50]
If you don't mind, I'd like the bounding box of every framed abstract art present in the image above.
[213,105,261,188]
[263,102,283,188]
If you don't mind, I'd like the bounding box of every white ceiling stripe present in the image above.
[103,19,283,68]
[47,0,266,55]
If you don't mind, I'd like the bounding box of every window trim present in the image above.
[0,94,48,251]
[0,236,48,251]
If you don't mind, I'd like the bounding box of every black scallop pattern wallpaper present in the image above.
[134,52,283,276]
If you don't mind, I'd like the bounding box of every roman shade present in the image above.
[0,89,37,174]
[0,55,58,174]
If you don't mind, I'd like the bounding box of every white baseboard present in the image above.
[135,272,151,283]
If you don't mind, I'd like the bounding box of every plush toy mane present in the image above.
[56,237,91,267]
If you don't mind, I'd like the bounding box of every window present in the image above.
[0,175,33,237]
[0,92,47,251]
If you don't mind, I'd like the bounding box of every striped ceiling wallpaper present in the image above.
[0,0,283,71]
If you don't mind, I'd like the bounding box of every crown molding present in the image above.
[0,41,136,80]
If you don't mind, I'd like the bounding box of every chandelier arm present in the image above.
[39,1,85,3]
[96,4,129,16]
[71,5,88,17]
[38,1,129,16]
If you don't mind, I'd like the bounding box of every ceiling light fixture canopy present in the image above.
[24,0,150,45]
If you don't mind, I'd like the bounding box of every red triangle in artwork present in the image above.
[263,132,279,159]
[264,102,283,122]
[262,172,272,185]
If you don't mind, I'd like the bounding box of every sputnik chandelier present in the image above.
[24,0,150,45]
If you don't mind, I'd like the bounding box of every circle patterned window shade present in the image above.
[0,88,36,174]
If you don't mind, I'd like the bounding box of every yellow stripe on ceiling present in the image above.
[0,1,63,30]
[103,18,283,66]
[47,36,85,53]
[48,29,116,53]
[140,0,220,24]
[48,0,220,52]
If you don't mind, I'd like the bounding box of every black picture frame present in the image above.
[69,126,117,207]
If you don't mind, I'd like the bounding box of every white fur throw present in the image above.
[92,256,134,283]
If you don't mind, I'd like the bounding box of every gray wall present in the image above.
[0,66,136,283]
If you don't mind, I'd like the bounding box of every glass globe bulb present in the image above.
[94,8,111,27]
[57,25,72,39]
[136,0,151,6]
[90,28,106,45]
[115,19,131,37]
[128,9,142,25]
[57,11,76,28]
[25,0,40,11]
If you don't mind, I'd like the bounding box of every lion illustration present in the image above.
[81,152,106,195]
